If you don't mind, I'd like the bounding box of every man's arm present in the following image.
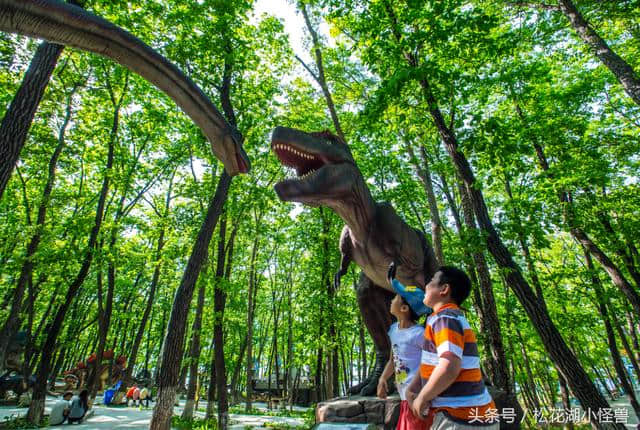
[411,353,461,417]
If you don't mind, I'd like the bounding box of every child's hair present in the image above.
[399,296,420,322]
[437,266,472,305]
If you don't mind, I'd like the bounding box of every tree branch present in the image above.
[507,2,561,11]
[295,55,320,83]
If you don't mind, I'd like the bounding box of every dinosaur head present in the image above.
[214,129,250,176]
[271,127,360,206]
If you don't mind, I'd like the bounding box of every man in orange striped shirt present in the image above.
[406,266,499,429]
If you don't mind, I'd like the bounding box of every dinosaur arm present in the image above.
[334,226,353,290]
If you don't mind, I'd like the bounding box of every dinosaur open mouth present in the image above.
[272,140,326,181]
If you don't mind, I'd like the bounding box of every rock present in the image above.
[384,399,401,430]
[316,395,401,428]
[364,401,385,424]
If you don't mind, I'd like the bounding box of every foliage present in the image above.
[171,415,218,430]
[0,415,48,429]
[1,0,639,428]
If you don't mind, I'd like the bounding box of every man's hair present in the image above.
[399,296,420,323]
[63,391,73,397]
[437,266,472,305]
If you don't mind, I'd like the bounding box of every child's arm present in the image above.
[377,351,395,399]
[411,353,461,417]
[404,371,423,404]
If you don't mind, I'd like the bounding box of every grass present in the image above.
[0,415,49,429]
[171,416,218,430]
[228,404,313,419]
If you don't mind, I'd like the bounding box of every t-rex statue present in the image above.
[0,0,250,176]
[271,126,439,396]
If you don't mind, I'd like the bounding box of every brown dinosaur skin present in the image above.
[62,357,126,392]
[271,126,438,396]
[0,0,249,176]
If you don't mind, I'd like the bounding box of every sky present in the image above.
[253,0,332,65]
[252,0,332,220]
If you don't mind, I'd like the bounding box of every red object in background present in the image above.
[116,355,127,366]
[126,386,136,399]
[77,361,87,369]
[87,353,97,364]
[104,349,114,360]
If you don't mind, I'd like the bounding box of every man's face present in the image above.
[64,394,72,401]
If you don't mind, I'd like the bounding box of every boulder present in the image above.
[316,395,401,429]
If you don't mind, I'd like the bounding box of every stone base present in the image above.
[317,388,524,430]
[316,395,401,430]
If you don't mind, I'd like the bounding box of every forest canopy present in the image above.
[0,0,639,428]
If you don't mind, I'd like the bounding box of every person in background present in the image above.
[67,389,89,424]
[139,385,150,408]
[48,391,73,425]
[125,384,136,406]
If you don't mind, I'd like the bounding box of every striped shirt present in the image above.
[420,303,495,423]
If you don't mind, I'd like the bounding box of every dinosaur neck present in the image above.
[328,176,376,241]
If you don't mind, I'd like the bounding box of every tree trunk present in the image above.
[213,211,237,428]
[230,337,247,404]
[121,138,174,387]
[26,90,117,424]
[181,276,207,419]
[87,71,130,401]
[87,246,109,399]
[284,266,294,401]
[626,307,640,365]
[245,227,260,411]
[318,208,339,398]
[610,304,640,386]
[557,0,640,106]
[300,4,346,142]
[404,140,444,264]
[144,304,154,376]
[504,173,546,303]
[205,335,216,419]
[571,226,640,315]
[597,212,640,290]
[398,50,621,430]
[457,177,511,394]
[150,171,231,430]
[440,98,617,428]
[514,101,640,316]
[0,83,75,372]
[558,372,574,430]
[125,232,164,384]
[0,40,63,199]
[214,232,229,428]
[358,312,367,383]
[587,248,640,417]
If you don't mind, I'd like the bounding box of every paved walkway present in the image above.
[0,397,307,429]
